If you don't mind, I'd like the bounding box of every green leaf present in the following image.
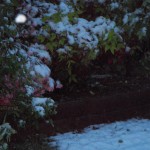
[51,12,62,23]
[38,35,45,42]
[46,43,53,52]
[110,46,115,54]
[59,38,66,45]
[42,16,50,22]
[49,119,54,127]
[43,25,51,31]
[71,75,77,83]
[50,33,56,41]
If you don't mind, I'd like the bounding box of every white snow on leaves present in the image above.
[20,1,120,50]
[32,97,55,117]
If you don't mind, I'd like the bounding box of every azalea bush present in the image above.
[72,0,150,75]
[17,0,150,86]
[0,0,30,118]
[18,0,122,84]
[0,1,57,148]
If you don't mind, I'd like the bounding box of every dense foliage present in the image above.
[17,0,150,84]
[0,1,56,148]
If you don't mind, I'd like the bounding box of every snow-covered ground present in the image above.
[50,119,150,150]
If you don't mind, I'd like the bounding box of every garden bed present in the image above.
[38,75,150,135]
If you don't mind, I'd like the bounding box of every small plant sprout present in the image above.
[15,14,27,24]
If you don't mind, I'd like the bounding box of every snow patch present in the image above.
[50,119,150,150]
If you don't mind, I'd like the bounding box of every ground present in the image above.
[50,59,150,102]
[10,63,150,149]
[50,119,150,150]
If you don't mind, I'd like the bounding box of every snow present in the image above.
[59,2,73,15]
[5,0,11,3]
[32,97,55,116]
[49,15,120,49]
[7,35,56,116]
[18,120,26,128]
[50,119,150,150]
[20,42,58,101]
[48,77,55,91]
[130,17,139,25]
[28,44,51,61]
[19,49,28,58]
[18,0,124,51]
[110,2,119,10]
[25,85,34,96]
[30,6,39,17]
[57,48,67,53]
[32,97,55,106]
[141,27,147,35]
[32,18,43,26]
[67,34,75,45]
[125,46,131,53]
[123,9,144,26]
[32,97,48,106]
[123,14,129,24]
[134,8,143,15]
[8,37,14,42]
[56,80,63,89]
[98,0,105,4]
[7,25,16,31]
[34,105,45,117]
[26,44,52,78]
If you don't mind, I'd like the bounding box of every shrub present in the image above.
[0,122,16,150]
[18,0,149,85]
[0,1,57,148]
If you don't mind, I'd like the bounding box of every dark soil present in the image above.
[43,60,150,135]
[10,63,150,148]
[51,74,150,103]
[9,134,57,150]
[49,58,150,103]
